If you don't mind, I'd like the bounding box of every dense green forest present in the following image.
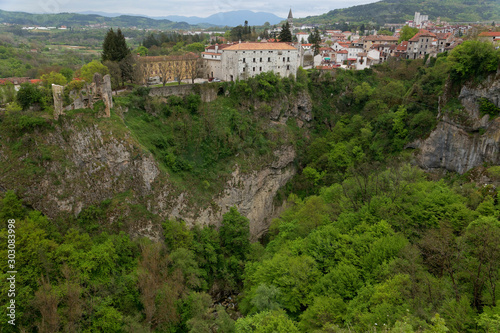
[296,0,500,25]
[1,40,500,332]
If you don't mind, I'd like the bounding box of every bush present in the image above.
[448,40,500,82]
[16,83,42,110]
[479,98,500,117]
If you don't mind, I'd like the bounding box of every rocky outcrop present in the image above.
[167,146,296,240]
[0,112,296,240]
[413,120,500,174]
[412,70,500,174]
[266,91,313,127]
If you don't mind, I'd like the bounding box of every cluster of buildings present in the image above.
[308,12,476,71]
[198,10,481,79]
[21,25,67,30]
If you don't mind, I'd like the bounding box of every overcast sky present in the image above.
[0,0,380,18]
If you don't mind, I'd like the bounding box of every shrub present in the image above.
[16,83,42,110]
[448,40,500,82]
[479,98,500,117]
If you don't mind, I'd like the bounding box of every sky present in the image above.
[0,0,380,18]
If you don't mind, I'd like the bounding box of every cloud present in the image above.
[0,0,379,18]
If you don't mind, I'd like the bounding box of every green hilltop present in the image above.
[296,0,500,25]
[0,9,196,29]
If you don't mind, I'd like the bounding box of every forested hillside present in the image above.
[0,40,500,332]
[0,9,192,30]
[296,0,500,25]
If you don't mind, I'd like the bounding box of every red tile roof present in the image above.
[364,35,398,42]
[479,31,500,37]
[224,42,296,51]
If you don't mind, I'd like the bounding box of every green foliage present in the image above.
[60,67,74,82]
[399,25,419,42]
[220,207,250,260]
[80,60,109,83]
[250,284,282,312]
[163,219,193,251]
[424,314,449,333]
[308,28,322,55]
[235,310,299,333]
[5,101,22,112]
[185,42,205,53]
[448,40,500,82]
[479,97,500,117]
[477,305,500,332]
[16,82,42,110]
[40,71,67,88]
[0,190,25,220]
[102,28,131,62]
[1,111,49,137]
[299,295,346,331]
[278,22,292,42]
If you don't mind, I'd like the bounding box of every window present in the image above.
[260,58,262,62]
[287,57,290,62]
[253,58,256,62]
[259,67,262,71]
[286,65,290,70]
[243,58,246,63]
[253,67,255,72]
[243,67,245,72]
[268,57,271,62]
[283,57,285,62]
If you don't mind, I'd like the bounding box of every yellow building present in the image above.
[137,53,200,85]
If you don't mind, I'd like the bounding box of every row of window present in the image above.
[242,57,291,63]
[242,65,291,72]
[242,50,292,54]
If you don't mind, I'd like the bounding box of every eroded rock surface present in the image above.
[413,70,500,174]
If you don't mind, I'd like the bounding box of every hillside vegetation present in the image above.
[0,41,500,332]
[297,0,500,25]
[0,9,193,30]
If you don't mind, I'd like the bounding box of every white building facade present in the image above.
[217,42,300,81]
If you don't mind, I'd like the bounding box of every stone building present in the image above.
[478,31,500,45]
[362,35,399,52]
[201,43,235,79]
[406,30,437,59]
[215,42,300,81]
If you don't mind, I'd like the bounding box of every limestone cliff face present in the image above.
[259,90,313,127]
[166,146,296,240]
[412,70,500,174]
[0,94,304,239]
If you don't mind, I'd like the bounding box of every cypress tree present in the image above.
[278,22,292,42]
[102,28,130,62]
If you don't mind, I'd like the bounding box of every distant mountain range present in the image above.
[155,10,284,26]
[296,0,500,25]
[79,10,283,27]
